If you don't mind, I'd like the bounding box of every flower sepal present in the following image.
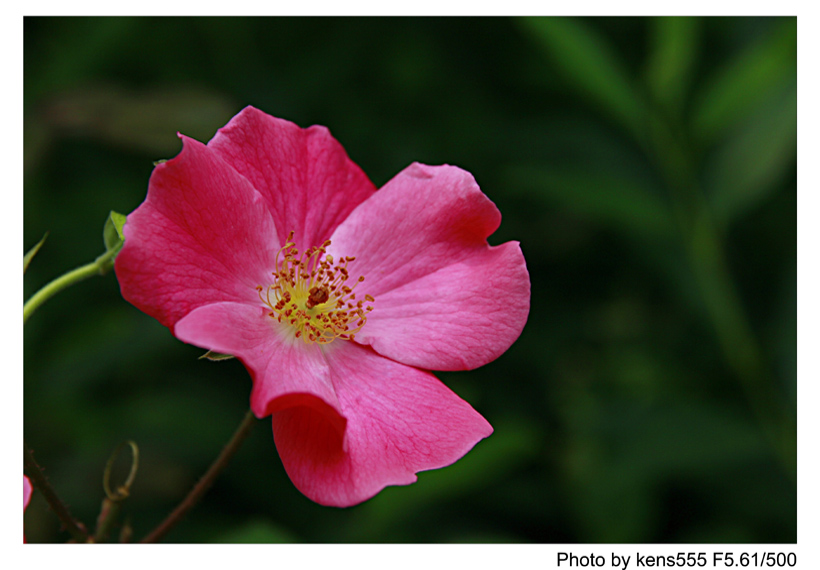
[199,350,236,362]
[103,210,127,251]
[97,210,127,274]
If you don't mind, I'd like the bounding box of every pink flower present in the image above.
[115,107,530,507]
[24,475,32,542]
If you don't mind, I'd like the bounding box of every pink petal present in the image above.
[173,302,343,430]
[356,241,529,370]
[271,341,493,507]
[24,475,32,543]
[207,106,377,252]
[327,163,530,371]
[115,135,280,329]
[24,476,32,510]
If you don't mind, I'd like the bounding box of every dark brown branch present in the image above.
[140,410,256,543]
[24,443,90,543]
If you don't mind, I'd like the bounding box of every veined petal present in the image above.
[173,302,342,427]
[358,241,529,370]
[271,342,493,507]
[327,163,530,371]
[207,106,377,252]
[115,136,279,329]
[328,163,501,297]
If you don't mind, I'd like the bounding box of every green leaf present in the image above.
[705,81,796,226]
[691,18,796,145]
[199,350,235,361]
[24,232,48,274]
[103,210,127,252]
[519,17,644,138]
[644,17,699,113]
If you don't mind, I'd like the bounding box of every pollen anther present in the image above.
[257,231,374,344]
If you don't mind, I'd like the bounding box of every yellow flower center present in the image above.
[257,231,374,344]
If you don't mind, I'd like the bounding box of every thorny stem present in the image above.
[140,410,256,543]
[23,248,119,324]
[24,443,90,543]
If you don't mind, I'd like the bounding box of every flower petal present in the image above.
[115,135,279,329]
[207,106,377,252]
[271,341,493,507]
[358,241,529,370]
[327,163,530,370]
[173,302,342,427]
[24,476,32,510]
[24,475,32,543]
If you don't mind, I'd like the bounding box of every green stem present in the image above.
[24,443,90,543]
[646,111,796,481]
[23,248,118,324]
[140,410,256,543]
[686,209,796,480]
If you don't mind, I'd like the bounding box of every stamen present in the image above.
[256,232,374,344]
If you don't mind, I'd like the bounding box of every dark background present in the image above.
[23,17,796,543]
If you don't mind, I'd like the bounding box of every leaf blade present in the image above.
[691,19,796,145]
[519,17,644,137]
[705,81,796,226]
[644,17,699,113]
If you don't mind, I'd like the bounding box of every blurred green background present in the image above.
[23,17,796,543]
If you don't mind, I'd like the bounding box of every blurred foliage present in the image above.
[23,17,796,543]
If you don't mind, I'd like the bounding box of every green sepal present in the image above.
[97,211,127,275]
[24,232,48,274]
[104,210,127,252]
[199,350,235,361]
